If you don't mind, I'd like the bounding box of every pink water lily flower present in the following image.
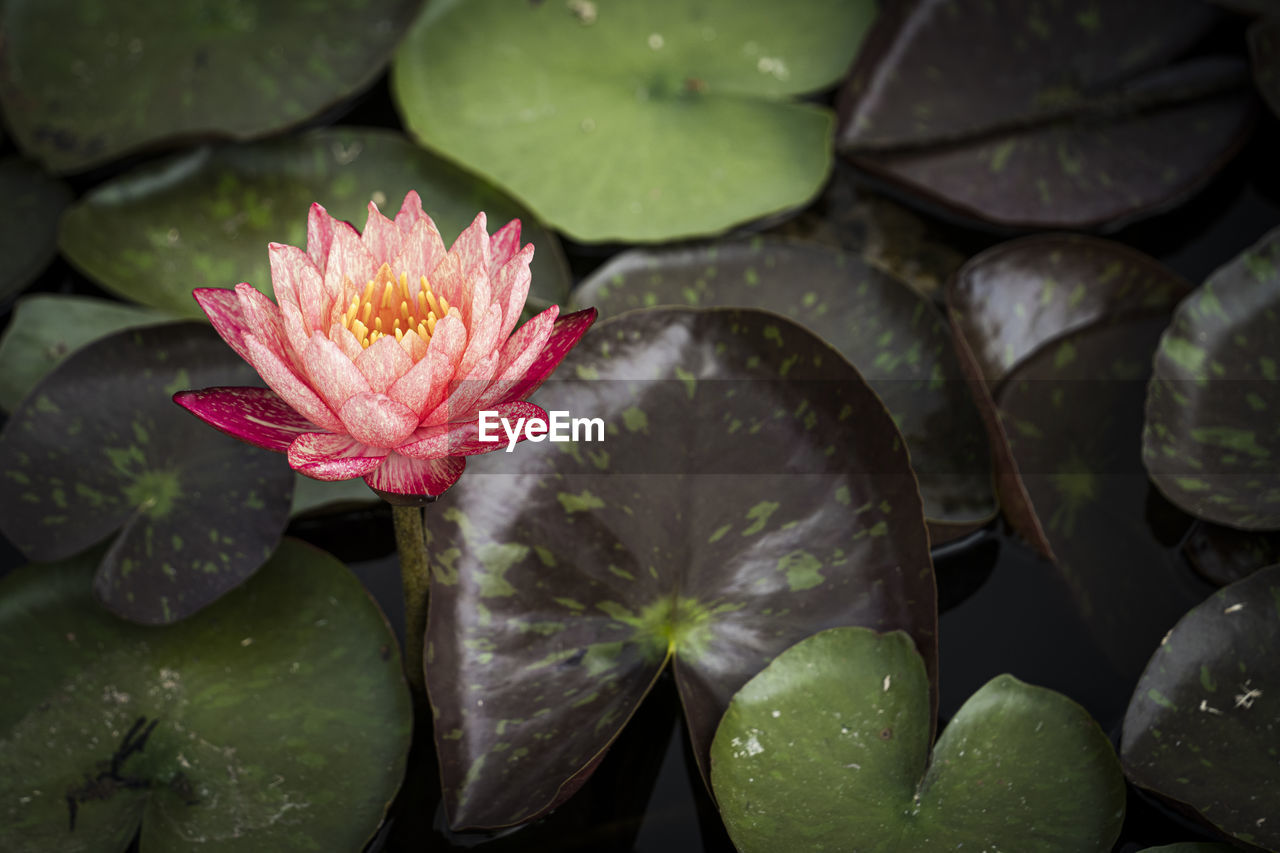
[175,191,596,504]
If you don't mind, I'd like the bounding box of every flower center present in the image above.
[341,263,455,349]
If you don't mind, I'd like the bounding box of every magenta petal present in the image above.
[398,401,546,458]
[288,432,386,480]
[488,219,523,273]
[174,386,314,452]
[339,392,420,447]
[364,452,465,503]
[195,287,253,363]
[496,308,598,405]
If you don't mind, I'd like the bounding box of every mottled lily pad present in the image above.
[0,538,413,853]
[0,0,422,173]
[711,627,1125,852]
[422,308,936,828]
[392,0,874,242]
[1251,16,1280,118]
[0,158,72,301]
[1184,522,1280,586]
[1144,226,1280,530]
[0,323,293,624]
[571,238,996,543]
[58,128,571,318]
[949,235,1212,678]
[1122,564,1280,851]
[838,0,1254,229]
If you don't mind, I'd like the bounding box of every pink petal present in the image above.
[269,243,329,336]
[306,202,336,273]
[355,333,414,394]
[450,211,491,281]
[364,452,465,503]
[398,328,429,361]
[235,283,299,370]
[279,299,315,364]
[420,349,500,427]
[195,287,254,363]
[302,332,371,411]
[391,219,448,289]
[429,248,467,313]
[329,321,364,361]
[339,392,420,447]
[174,386,314,452]
[388,311,466,416]
[398,401,546,458]
[288,432,386,480]
[324,221,379,303]
[488,219,522,273]
[455,301,503,380]
[394,190,433,235]
[362,200,403,263]
[491,244,534,341]
[471,305,557,408]
[242,334,345,432]
[484,308,597,408]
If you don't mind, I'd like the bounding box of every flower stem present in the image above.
[392,504,430,694]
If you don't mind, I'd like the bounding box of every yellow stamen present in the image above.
[341,265,452,351]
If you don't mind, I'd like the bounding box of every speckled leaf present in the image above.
[1122,563,1280,851]
[949,236,1212,678]
[423,308,936,828]
[0,295,172,412]
[711,627,1125,852]
[0,322,293,624]
[0,538,413,853]
[571,238,996,543]
[838,0,1254,229]
[392,0,874,243]
[1144,226,1280,530]
[58,128,570,318]
[0,0,422,173]
[0,158,72,302]
[1184,522,1280,586]
[1251,17,1280,118]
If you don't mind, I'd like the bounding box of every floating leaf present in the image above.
[0,295,172,412]
[1184,522,1280,586]
[572,238,996,543]
[711,627,1125,852]
[422,308,936,828]
[1122,563,1280,851]
[949,235,1213,678]
[1144,226,1280,530]
[0,158,72,301]
[392,0,874,242]
[838,0,1254,229]
[0,538,412,853]
[0,0,422,172]
[58,128,571,318]
[1251,16,1280,118]
[0,323,293,624]
[289,474,380,517]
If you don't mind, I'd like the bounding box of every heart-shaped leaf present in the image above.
[0,158,72,302]
[0,0,423,173]
[58,127,571,318]
[392,0,875,242]
[1121,563,1280,851]
[422,308,937,828]
[1144,225,1280,530]
[838,0,1254,229]
[1251,17,1280,118]
[0,322,293,623]
[1184,522,1280,586]
[0,538,413,853]
[949,235,1214,678]
[571,238,996,543]
[711,626,1125,852]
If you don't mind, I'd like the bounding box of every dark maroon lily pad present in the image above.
[571,238,996,544]
[838,0,1255,230]
[1184,521,1280,586]
[0,0,423,173]
[1121,563,1280,851]
[1144,226,1280,530]
[0,158,72,302]
[0,322,292,624]
[949,235,1212,678]
[422,307,937,829]
[1250,16,1280,118]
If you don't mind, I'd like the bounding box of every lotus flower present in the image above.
[175,191,596,503]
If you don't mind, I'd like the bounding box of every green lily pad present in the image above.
[1122,563,1280,851]
[58,127,571,318]
[289,474,380,518]
[0,322,293,624]
[838,1,1254,229]
[711,626,1125,852]
[422,307,937,828]
[949,235,1212,678]
[0,295,173,412]
[0,158,72,301]
[0,0,422,173]
[571,238,996,543]
[1144,226,1280,530]
[0,538,413,853]
[1184,522,1280,586]
[1251,17,1280,118]
[392,0,874,242]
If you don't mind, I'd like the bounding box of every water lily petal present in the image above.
[174,386,314,451]
[429,249,467,315]
[456,301,503,380]
[339,392,420,447]
[356,333,414,394]
[398,401,547,458]
[421,349,501,427]
[329,321,364,361]
[306,202,336,272]
[389,311,466,416]
[195,287,254,363]
[394,190,433,235]
[489,218,522,273]
[324,220,379,308]
[451,211,491,282]
[235,282,298,369]
[302,332,371,411]
[492,243,534,341]
[492,308,597,405]
[288,432,386,480]
[268,243,328,335]
[392,218,448,291]
[364,452,465,503]
[398,327,430,361]
[242,334,344,432]
[362,200,403,263]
